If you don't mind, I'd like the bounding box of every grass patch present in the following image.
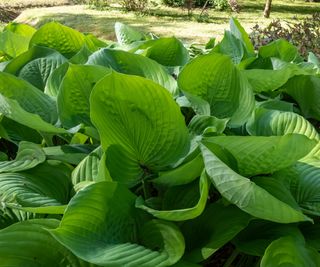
[11,0,320,43]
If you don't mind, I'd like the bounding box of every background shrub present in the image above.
[250,13,320,58]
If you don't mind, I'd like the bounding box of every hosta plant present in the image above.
[1,19,320,267]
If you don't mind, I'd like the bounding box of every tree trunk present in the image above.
[263,0,272,18]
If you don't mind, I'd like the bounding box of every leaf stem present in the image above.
[223,248,239,267]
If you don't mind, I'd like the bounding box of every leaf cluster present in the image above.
[1,19,320,267]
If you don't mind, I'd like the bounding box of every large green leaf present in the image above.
[57,64,110,128]
[136,172,209,221]
[0,29,31,58]
[0,160,71,207]
[178,53,255,126]
[273,158,320,216]
[246,108,320,141]
[29,22,94,57]
[261,236,320,267]
[18,51,67,90]
[0,94,66,134]
[115,22,146,45]
[202,134,316,176]
[87,48,177,95]
[259,39,301,63]
[200,144,310,223]
[244,64,309,93]
[0,219,95,266]
[90,72,189,185]
[0,72,58,124]
[283,75,320,121]
[181,202,252,262]
[139,37,189,66]
[50,182,185,266]
[0,141,45,173]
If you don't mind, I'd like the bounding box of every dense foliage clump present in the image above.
[1,19,320,266]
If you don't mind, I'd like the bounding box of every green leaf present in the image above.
[139,37,189,66]
[87,48,178,95]
[152,153,204,186]
[202,134,316,176]
[0,160,71,207]
[246,108,320,142]
[57,64,110,128]
[0,30,30,58]
[90,72,189,185]
[43,144,96,165]
[136,172,209,221]
[0,117,42,143]
[283,75,320,121]
[178,53,255,126]
[4,22,36,38]
[0,94,66,134]
[181,202,252,262]
[0,72,58,125]
[115,22,146,45]
[0,141,45,173]
[0,219,95,266]
[244,64,309,93]
[4,45,66,76]
[261,236,320,267]
[18,51,67,90]
[213,30,245,64]
[229,18,254,55]
[29,22,94,57]
[71,146,103,185]
[45,62,69,97]
[259,39,300,63]
[233,221,304,256]
[200,144,310,223]
[51,182,185,266]
[188,115,228,137]
[273,158,320,216]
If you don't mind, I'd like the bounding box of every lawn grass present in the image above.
[6,0,320,43]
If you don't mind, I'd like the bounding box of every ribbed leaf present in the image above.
[181,202,252,262]
[29,22,94,57]
[203,134,316,176]
[0,94,66,134]
[244,64,309,93]
[0,219,96,266]
[90,72,189,185]
[57,64,110,128]
[136,172,209,221]
[261,236,320,267]
[274,158,320,216]
[188,115,228,136]
[0,141,45,173]
[283,75,320,121]
[115,22,146,45]
[247,108,320,141]
[229,18,254,55]
[201,144,310,223]
[18,52,67,90]
[50,182,185,266]
[86,48,177,95]
[178,53,255,126]
[71,146,103,185]
[140,37,189,66]
[0,29,31,58]
[0,161,71,207]
[0,72,58,124]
